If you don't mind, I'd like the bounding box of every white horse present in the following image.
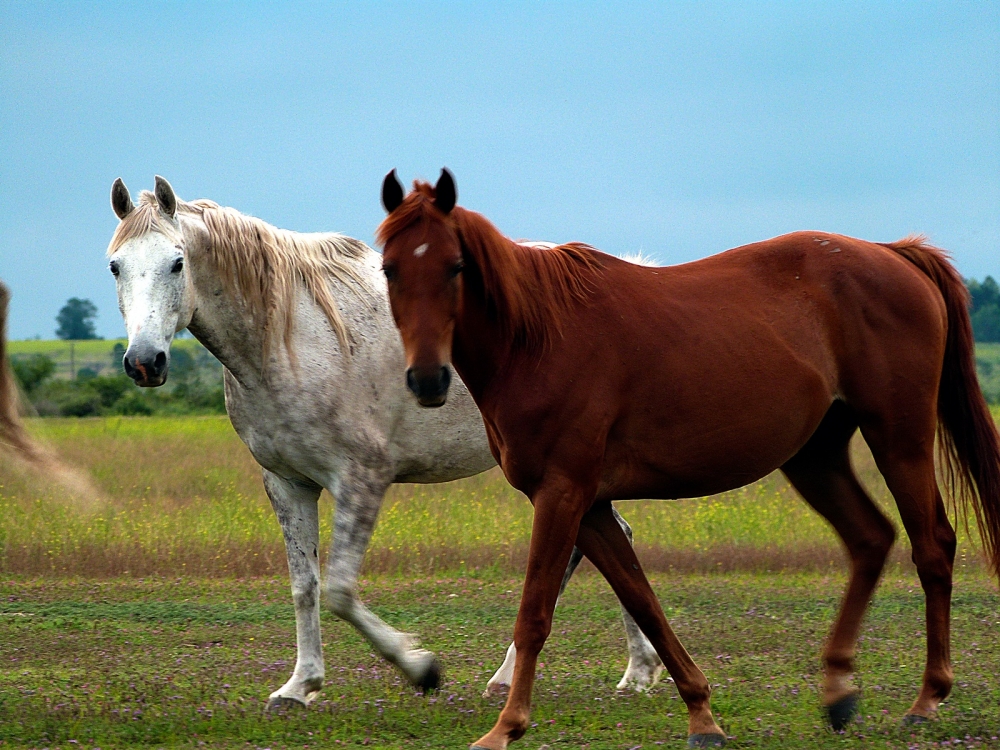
[106,176,663,708]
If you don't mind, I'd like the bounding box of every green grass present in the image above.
[0,572,997,749]
[0,415,995,577]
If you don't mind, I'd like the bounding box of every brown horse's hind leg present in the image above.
[861,420,956,721]
[781,403,896,728]
[575,501,725,746]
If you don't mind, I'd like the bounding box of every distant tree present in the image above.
[56,298,98,340]
[973,305,1000,342]
[966,277,1000,343]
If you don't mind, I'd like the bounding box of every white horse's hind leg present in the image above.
[262,471,325,710]
[483,507,662,697]
[324,465,441,689]
[612,508,664,692]
[617,606,665,691]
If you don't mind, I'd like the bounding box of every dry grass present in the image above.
[0,414,995,578]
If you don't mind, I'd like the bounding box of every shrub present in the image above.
[10,354,55,393]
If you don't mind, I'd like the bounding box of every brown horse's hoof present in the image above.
[265,695,306,712]
[687,733,726,748]
[416,657,442,692]
[901,713,929,726]
[825,692,859,731]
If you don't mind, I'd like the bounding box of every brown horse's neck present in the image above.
[450,256,514,405]
[450,207,602,355]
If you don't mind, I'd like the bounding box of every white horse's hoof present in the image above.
[616,660,665,692]
[481,679,509,698]
[416,655,442,691]
[267,676,322,711]
[399,648,442,691]
[266,694,308,712]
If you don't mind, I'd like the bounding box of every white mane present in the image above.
[108,191,372,355]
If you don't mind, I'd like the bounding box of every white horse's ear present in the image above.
[111,178,134,220]
[154,175,177,218]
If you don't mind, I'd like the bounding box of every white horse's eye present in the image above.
[171,258,184,273]
[109,260,120,276]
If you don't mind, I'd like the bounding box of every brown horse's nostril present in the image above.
[406,366,451,407]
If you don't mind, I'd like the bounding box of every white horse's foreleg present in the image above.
[483,506,663,697]
[262,471,325,710]
[323,466,441,689]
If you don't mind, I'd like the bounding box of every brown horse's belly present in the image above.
[596,375,832,501]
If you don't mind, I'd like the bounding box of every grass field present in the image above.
[1,415,999,747]
[0,415,996,577]
[0,573,997,749]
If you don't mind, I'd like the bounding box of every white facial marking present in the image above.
[413,243,428,258]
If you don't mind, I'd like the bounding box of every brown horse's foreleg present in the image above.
[575,501,724,744]
[471,478,589,750]
[782,434,895,726]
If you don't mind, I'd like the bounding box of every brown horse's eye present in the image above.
[449,261,464,279]
[382,265,397,282]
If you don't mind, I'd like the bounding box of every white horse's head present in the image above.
[107,176,196,387]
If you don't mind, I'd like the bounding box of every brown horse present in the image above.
[377,170,1000,749]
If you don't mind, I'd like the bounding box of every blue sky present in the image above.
[1,1,997,339]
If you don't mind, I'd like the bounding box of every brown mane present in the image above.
[377,182,603,349]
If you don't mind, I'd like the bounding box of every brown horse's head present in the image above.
[377,169,463,407]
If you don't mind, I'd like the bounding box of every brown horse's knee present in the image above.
[911,539,955,591]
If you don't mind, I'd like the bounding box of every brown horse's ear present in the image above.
[382,169,405,214]
[111,178,134,220]
[434,168,456,215]
[154,175,177,218]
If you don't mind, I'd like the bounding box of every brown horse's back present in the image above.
[500,231,948,501]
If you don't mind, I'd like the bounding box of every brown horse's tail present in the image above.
[884,236,1000,580]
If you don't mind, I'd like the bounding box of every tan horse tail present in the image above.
[0,282,103,506]
[884,236,1000,580]
[0,280,47,465]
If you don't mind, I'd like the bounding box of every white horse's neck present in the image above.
[177,213,376,389]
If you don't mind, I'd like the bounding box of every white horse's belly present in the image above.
[391,377,496,483]
[224,363,494,487]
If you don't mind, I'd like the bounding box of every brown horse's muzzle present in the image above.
[406,365,451,407]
